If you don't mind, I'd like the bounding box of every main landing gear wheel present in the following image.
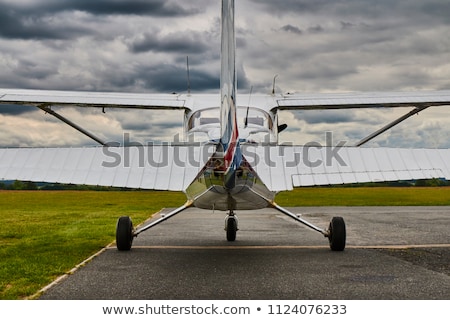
[225,215,238,242]
[328,216,346,251]
[116,216,134,251]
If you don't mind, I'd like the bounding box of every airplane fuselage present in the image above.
[184,0,276,211]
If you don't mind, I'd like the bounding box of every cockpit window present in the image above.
[246,116,264,126]
[200,117,220,125]
[188,108,220,130]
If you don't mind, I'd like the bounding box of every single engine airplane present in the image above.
[1,0,450,251]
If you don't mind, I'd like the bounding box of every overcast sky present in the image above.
[0,0,449,148]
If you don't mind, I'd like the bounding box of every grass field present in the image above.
[1,187,449,299]
[276,186,450,206]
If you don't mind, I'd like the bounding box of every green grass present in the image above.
[0,187,449,299]
[0,190,185,299]
[276,187,450,206]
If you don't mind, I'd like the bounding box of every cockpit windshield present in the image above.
[186,107,276,143]
[188,107,273,131]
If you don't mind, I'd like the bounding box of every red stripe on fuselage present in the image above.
[223,111,239,172]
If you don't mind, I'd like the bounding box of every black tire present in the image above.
[116,216,134,251]
[226,217,237,242]
[328,216,346,251]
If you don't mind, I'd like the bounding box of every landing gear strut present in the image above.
[115,200,193,251]
[271,202,346,251]
[225,211,238,241]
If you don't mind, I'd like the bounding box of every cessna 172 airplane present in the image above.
[1,0,450,251]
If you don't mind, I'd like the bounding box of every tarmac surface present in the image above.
[39,206,450,300]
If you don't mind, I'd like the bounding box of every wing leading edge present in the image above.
[274,90,450,110]
[3,89,450,112]
[0,88,187,110]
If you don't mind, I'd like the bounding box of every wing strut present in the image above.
[117,200,194,250]
[37,104,108,146]
[269,202,346,251]
[270,202,328,236]
[133,200,194,237]
[355,106,429,146]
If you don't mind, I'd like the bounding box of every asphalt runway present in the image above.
[39,207,450,300]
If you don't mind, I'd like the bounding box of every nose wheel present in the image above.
[225,212,238,241]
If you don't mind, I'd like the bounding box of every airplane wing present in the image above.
[245,145,450,191]
[0,89,215,190]
[4,89,450,111]
[0,145,214,191]
[244,90,450,191]
[273,90,450,110]
[0,88,187,110]
[1,88,450,191]
[269,90,450,147]
[0,88,203,146]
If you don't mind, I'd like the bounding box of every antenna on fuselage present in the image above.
[244,86,253,128]
[272,74,279,95]
[186,56,191,95]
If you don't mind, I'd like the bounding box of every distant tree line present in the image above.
[0,179,448,191]
[0,181,131,191]
[337,178,449,188]
[0,180,38,190]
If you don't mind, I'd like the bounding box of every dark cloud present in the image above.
[0,0,201,40]
[133,64,219,93]
[13,60,57,80]
[248,0,392,18]
[1,0,199,17]
[417,2,450,23]
[0,9,90,40]
[128,61,249,93]
[307,25,324,33]
[251,0,450,23]
[129,32,211,54]
[340,21,356,30]
[279,22,336,36]
[0,104,38,116]
[69,0,198,16]
[280,25,303,35]
[0,0,448,148]
[250,0,336,15]
[293,110,357,125]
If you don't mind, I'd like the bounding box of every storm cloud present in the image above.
[0,0,202,40]
[0,0,449,147]
[0,0,200,17]
[128,31,212,54]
